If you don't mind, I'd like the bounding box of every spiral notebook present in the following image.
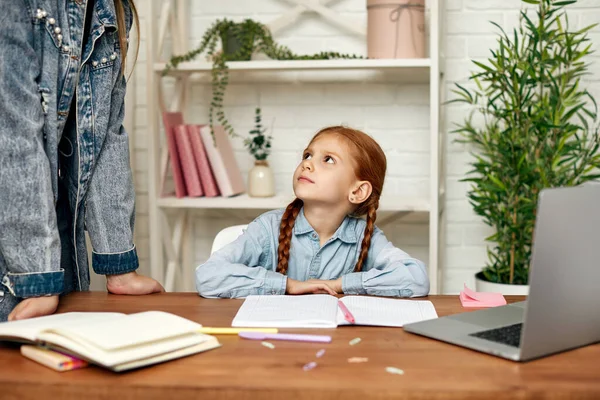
[231,295,438,328]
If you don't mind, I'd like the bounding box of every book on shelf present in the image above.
[199,125,245,197]
[187,124,220,197]
[0,311,220,372]
[161,112,187,198]
[174,124,204,197]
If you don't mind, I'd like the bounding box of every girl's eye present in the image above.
[303,153,312,160]
[324,156,335,164]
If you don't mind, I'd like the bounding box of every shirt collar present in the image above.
[94,0,118,29]
[294,207,358,244]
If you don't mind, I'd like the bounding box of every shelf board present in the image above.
[155,58,432,83]
[157,194,430,213]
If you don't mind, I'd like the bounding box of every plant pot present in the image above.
[474,272,529,296]
[367,0,426,59]
[220,28,253,61]
[248,160,275,198]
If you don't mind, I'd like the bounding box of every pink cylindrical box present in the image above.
[367,0,426,59]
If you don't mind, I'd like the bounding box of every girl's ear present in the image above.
[349,181,372,204]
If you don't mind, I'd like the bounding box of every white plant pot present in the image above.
[474,272,529,295]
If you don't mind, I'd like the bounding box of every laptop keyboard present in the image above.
[469,323,523,347]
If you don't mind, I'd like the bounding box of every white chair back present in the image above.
[210,224,248,254]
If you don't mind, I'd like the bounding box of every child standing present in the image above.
[196,126,429,298]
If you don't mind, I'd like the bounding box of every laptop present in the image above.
[403,185,600,361]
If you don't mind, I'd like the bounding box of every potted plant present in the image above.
[245,107,274,198]
[451,0,600,295]
[164,18,361,139]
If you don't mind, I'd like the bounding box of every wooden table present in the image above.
[1,293,599,399]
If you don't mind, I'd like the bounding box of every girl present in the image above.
[196,126,429,298]
[0,0,163,322]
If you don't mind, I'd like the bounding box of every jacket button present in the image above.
[92,61,98,67]
[63,45,70,52]
[110,53,117,60]
[101,57,108,63]
[48,17,55,24]
[57,34,63,41]
[54,27,61,34]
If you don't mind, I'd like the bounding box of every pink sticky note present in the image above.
[459,284,507,308]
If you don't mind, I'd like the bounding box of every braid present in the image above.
[354,198,379,272]
[277,198,303,275]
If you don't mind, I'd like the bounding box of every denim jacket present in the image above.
[196,208,430,298]
[0,0,138,304]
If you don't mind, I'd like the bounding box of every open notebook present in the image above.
[0,311,220,372]
[231,295,438,328]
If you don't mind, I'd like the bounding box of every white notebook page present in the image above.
[42,311,204,350]
[232,295,339,328]
[0,312,122,342]
[337,296,438,327]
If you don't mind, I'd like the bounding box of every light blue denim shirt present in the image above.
[0,0,138,317]
[196,208,430,298]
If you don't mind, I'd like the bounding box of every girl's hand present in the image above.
[286,279,337,296]
[8,295,59,321]
[323,278,343,294]
[107,272,165,295]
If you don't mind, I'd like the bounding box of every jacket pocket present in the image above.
[90,42,120,71]
[32,5,66,50]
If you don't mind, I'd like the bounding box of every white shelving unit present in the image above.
[146,0,445,293]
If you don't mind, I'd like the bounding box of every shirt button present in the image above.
[311,233,317,239]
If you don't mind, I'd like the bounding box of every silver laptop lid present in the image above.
[520,185,600,360]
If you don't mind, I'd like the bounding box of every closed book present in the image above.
[187,125,220,197]
[161,112,187,198]
[174,124,204,197]
[199,125,245,197]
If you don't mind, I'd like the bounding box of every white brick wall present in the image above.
[126,0,600,294]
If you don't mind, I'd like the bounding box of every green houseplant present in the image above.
[164,18,361,139]
[245,107,272,161]
[451,0,600,292]
[246,108,275,197]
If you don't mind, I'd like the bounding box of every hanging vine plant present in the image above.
[164,19,362,138]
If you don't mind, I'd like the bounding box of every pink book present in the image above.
[199,125,245,197]
[173,125,204,197]
[187,125,220,197]
[161,112,187,198]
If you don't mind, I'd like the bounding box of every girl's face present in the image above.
[292,134,357,208]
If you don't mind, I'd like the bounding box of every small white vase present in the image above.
[248,160,275,198]
[474,272,529,295]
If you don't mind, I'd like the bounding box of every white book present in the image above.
[199,125,245,197]
[0,311,220,372]
[231,295,438,328]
